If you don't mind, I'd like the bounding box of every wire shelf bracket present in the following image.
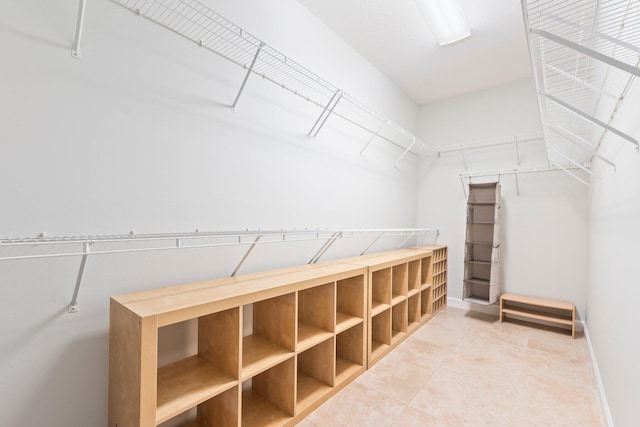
[541,92,639,151]
[231,42,265,111]
[71,0,88,58]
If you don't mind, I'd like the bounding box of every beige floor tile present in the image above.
[509,373,602,427]
[391,406,462,427]
[357,349,436,402]
[300,306,604,427]
[305,381,405,427]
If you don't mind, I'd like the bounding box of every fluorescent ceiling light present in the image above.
[416,0,471,46]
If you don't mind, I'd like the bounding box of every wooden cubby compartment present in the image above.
[297,283,335,352]
[421,256,432,289]
[336,276,365,334]
[242,294,296,380]
[335,324,365,386]
[156,308,240,426]
[420,288,432,320]
[296,338,335,413]
[391,264,408,305]
[407,259,421,297]
[241,358,295,427]
[371,268,391,316]
[391,300,408,344]
[370,309,391,361]
[407,294,421,330]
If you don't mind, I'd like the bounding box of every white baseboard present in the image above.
[582,321,614,427]
[447,297,500,315]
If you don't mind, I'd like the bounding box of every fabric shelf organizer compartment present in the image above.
[463,183,500,305]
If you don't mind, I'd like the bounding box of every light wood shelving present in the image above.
[345,248,446,367]
[500,292,576,338]
[109,247,447,426]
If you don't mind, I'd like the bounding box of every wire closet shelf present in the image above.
[523,0,640,169]
[110,0,432,159]
[1,228,440,313]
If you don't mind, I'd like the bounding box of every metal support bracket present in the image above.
[309,90,342,138]
[361,121,388,155]
[395,232,415,249]
[394,138,417,168]
[71,0,87,58]
[360,231,385,256]
[308,231,341,264]
[541,92,639,151]
[68,242,90,313]
[231,42,265,111]
[231,235,262,276]
[460,175,468,198]
[460,149,468,170]
[550,161,592,188]
[547,124,616,170]
[549,146,600,181]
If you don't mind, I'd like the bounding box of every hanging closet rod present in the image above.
[108,0,433,157]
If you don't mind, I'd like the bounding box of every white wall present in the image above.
[0,1,420,426]
[417,78,590,315]
[587,77,640,427]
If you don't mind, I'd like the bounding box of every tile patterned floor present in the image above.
[300,307,604,427]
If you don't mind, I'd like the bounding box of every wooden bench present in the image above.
[499,292,575,338]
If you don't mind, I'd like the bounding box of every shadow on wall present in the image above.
[16,330,109,426]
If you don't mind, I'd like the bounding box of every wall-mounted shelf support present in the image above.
[68,242,90,313]
[541,93,639,151]
[231,42,265,111]
[550,161,592,188]
[360,121,388,155]
[395,231,416,249]
[309,90,342,138]
[549,146,600,182]
[360,231,385,255]
[231,235,262,277]
[308,231,341,264]
[547,124,616,171]
[394,138,417,168]
[71,0,87,58]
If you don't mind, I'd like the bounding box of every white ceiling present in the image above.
[298,0,534,104]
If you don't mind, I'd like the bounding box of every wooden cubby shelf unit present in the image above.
[109,262,367,427]
[345,248,443,367]
[109,247,447,426]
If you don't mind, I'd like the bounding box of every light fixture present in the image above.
[415,0,471,46]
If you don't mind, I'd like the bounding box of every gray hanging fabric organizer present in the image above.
[463,182,501,305]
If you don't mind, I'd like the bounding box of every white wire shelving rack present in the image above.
[459,164,588,197]
[1,228,439,313]
[523,0,639,176]
[433,132,545,171]
[69,0,436,164]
